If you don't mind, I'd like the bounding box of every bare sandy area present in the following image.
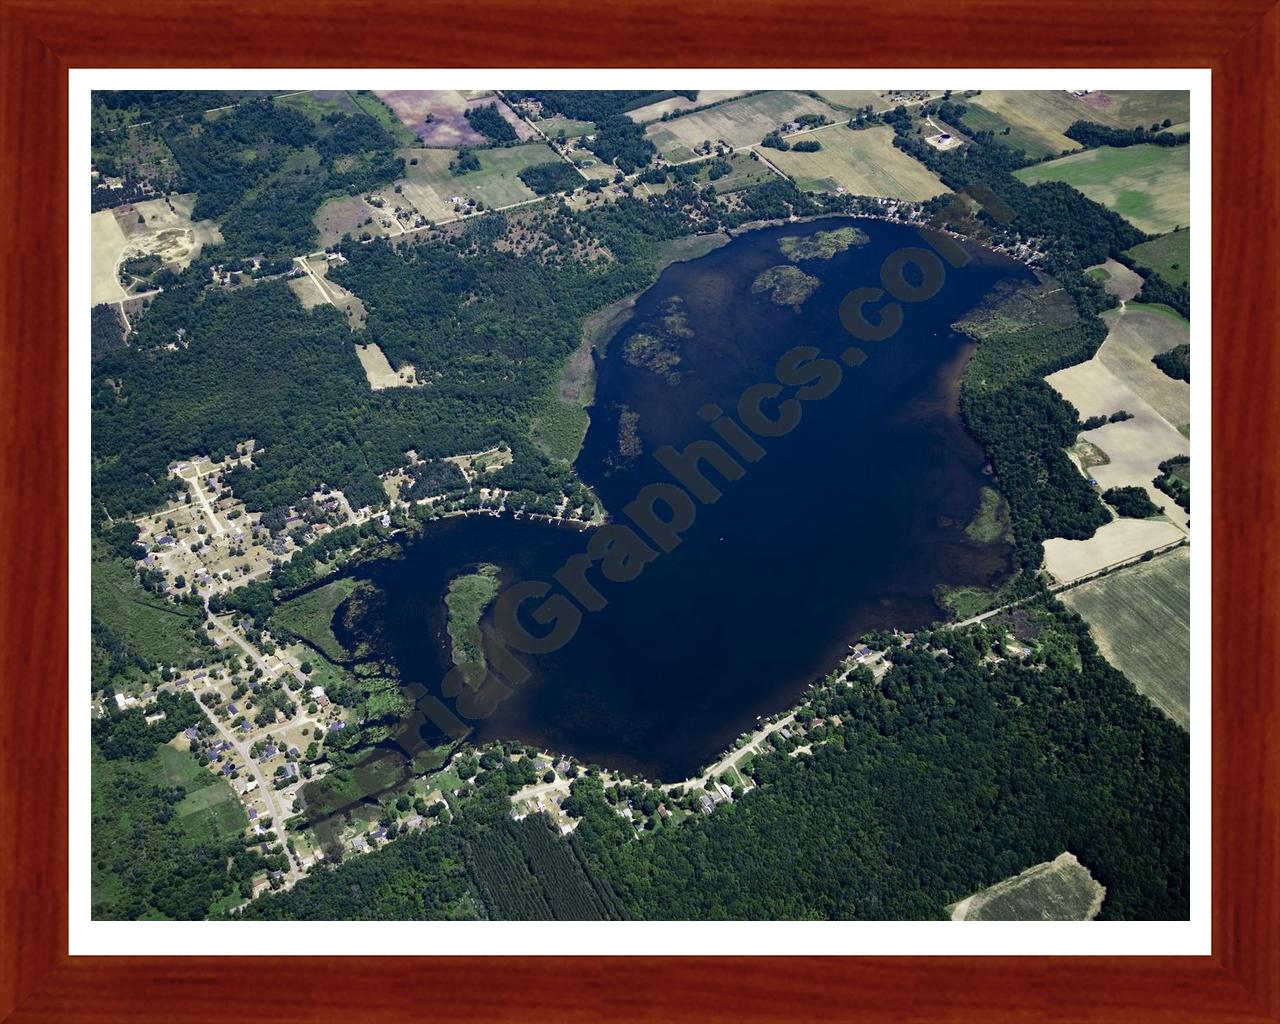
[93,194,221,306]
[950,852,1105,921]
[1043,518,1184,581]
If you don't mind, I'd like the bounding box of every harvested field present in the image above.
[950,852,1106,921]
[1043,518,1184,581]
[1098,305,1191,430]
[1086,258,1143,301]
[355,343,420,390]
[625,90,748,123]
[645,91,843,162]
[1047,350,1189,528]
[1125,229,1191,287]
[1013,143,1190,235]
[1060,547,1191,728]
[376,89,486,146]
[767,124,949,200]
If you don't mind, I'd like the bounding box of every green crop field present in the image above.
[534,115,595,138]
[1013,143,1190,234]
[645,91,843,162]
[767,124,949,201]
[1125,229,1191,287]
[1060,547,1191,729]
[269,577,358,661]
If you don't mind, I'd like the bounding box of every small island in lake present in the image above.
[778,225,870,261]
[751,264,821,311]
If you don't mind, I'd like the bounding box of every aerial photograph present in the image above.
[88,86,1193,922]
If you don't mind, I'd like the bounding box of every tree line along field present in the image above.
[644,91,843,162]
[1012,143,1190,235]
[765,124,950,201]
[1125,229,1191,287]
[1059,547,1191,729]
[961,90,1191,159]
[396,142,563,213]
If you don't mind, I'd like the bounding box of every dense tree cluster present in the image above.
[584,115,655,174]
[463,103,518,144]
[1102,485,1161,518]
[1152,343,1190,382]
[517,161,582,195]
[91,303,126,359]
[1064,121,1190,149]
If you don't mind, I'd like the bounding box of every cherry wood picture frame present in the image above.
[2,1,1276,1020]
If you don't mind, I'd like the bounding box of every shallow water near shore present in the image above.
[332,217,1029,780]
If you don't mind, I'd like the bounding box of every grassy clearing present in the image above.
[446,564,501,689]
[645,91,842,160]
[399,142,560,212]
[767,124,949,200]
[269,577,358,661]
[347,90,419,146]
[276,90,363,122]
[532,394,591,464]
[157,745,247,845]
[1097,305,1190,430]
[92,543,203,670]
[1060,547,1190,728]
[1013,144,1190,235]
[950,852,1105,920]
[534,115,595,138]
[355,343,419,390]
[1125,229,1191,287]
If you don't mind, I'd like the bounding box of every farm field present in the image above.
[766,124,949,200]
[313,193,400,247]
[375,90,532,146]
[645,91,843,162]
[1060,547,1191,729]
[1043,518,1184,582]
[1125,229,1191,287]
[816,90,908,113]
[965,90,1190,159]
[397,143,561,211]
[625,90,748,123]
[950,852,1106,920]
[1097,305,1191,430]
[1013,143,1190,235]
[287,273,329,309]
[355,343,419,390]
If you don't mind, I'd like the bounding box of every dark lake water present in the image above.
[330,218,1029,780]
